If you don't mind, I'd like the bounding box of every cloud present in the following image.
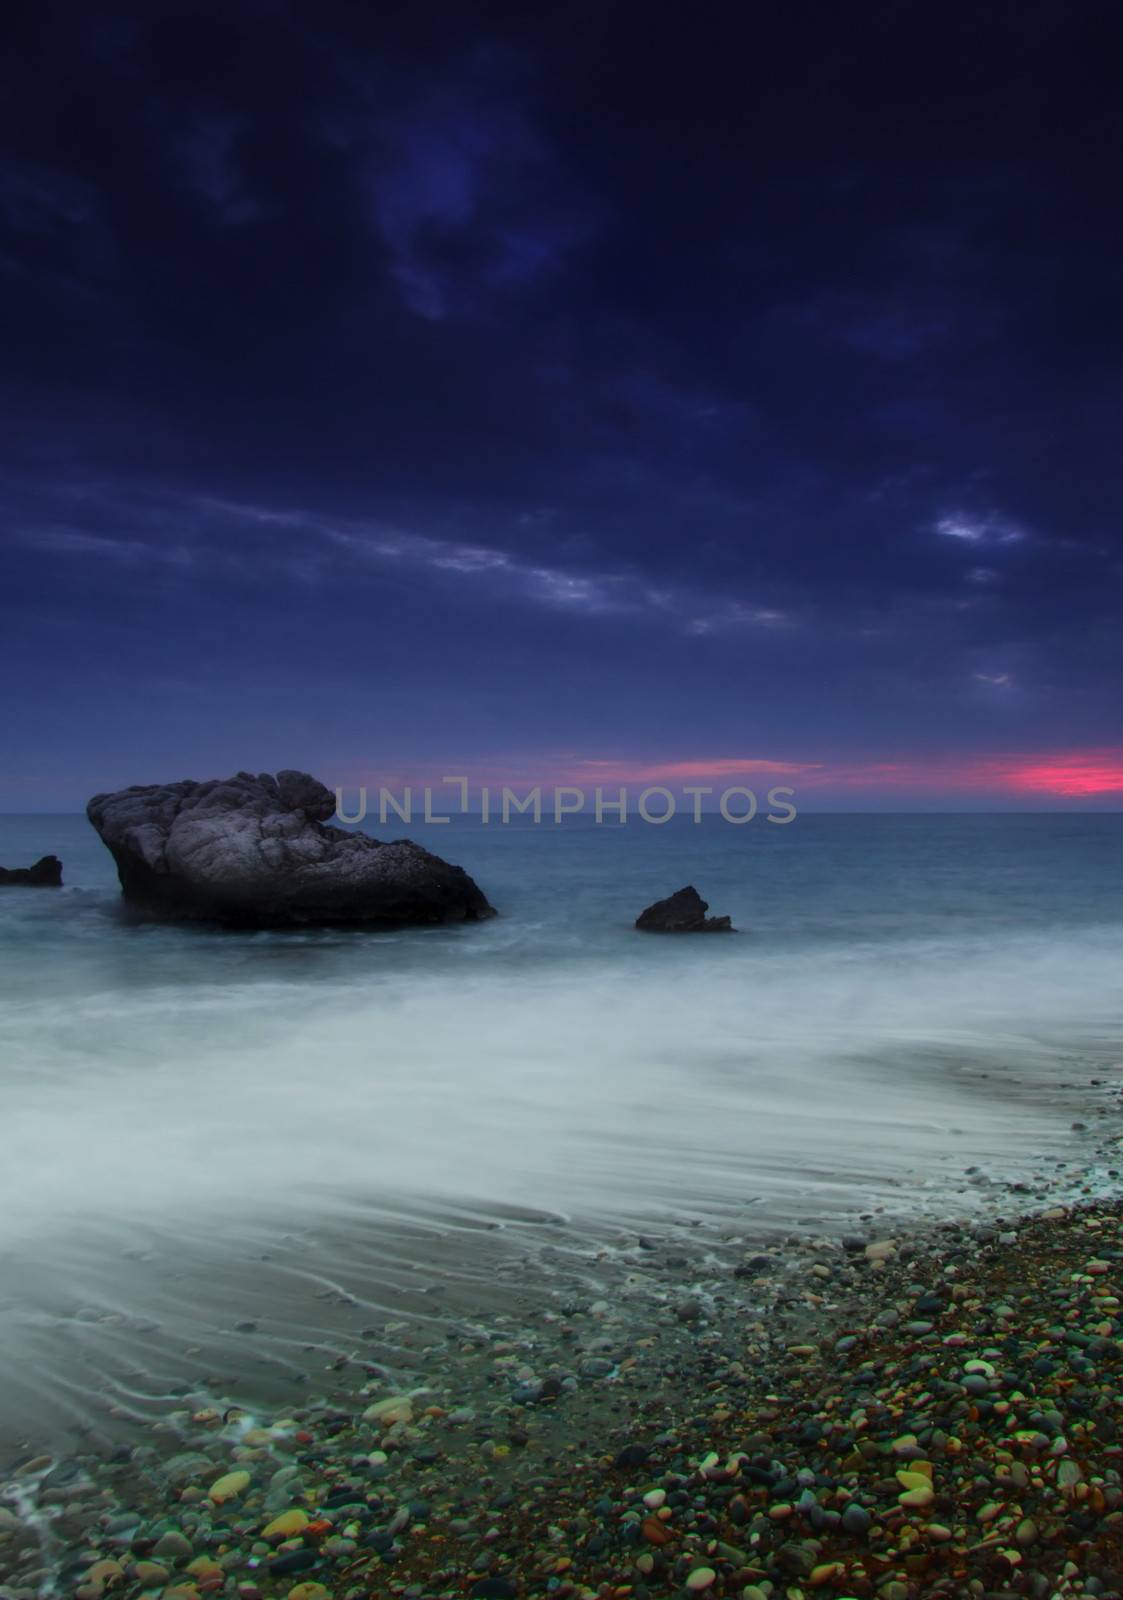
[563,756,820,783]
[335,752,822,795]
[639,750,1123,800]
[935,511,1025,544]
[0,159,95,233]
[320,520,631,614]
[999,752,1123,797]
[773,290,976,364]
[366,61,585,320]
[324,516,788,626]
[176,114,263,224]
[840,307,954,361]
[685,604,790,635]
[10,482,794,636]
[17,525,196,568]
[804,750,1123,798]
[337,748,1123,803]
[427,545,512,574]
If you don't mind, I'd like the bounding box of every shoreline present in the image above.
[4,1170,1123,1598]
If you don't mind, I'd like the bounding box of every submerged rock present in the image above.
[635,884,733,932]
[86,770,494,928]
[0,854,62,886]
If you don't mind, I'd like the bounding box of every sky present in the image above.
[2,0,1122,810]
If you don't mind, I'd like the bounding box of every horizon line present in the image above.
[4,806,1123,818]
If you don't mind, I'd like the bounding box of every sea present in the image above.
[1,810,1121,1453]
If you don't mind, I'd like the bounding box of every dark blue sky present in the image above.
[3,1,1122,808]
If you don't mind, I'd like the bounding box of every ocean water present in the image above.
[1,810,1122,1448]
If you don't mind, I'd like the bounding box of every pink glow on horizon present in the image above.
[998,753,1123,797]
[333,748,1123,801]
[333,755,822,790]
[566,757,824,783]
[803,750,1123,797]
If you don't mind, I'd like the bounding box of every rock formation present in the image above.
[0,854,63,886]
[635,884,733,932]
[86,770,494,928]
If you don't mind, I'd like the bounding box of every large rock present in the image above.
[0,854,63,887]
[86,770,495,928]
[635,884,733,932]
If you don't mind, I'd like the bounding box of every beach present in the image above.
[2,813,1123,1597]
[4,1111,1123,1599]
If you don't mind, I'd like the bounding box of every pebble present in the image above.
[840,1502,871,1535]
[130,1563,169,1585]
[262,1511,310,1541]
[362,1396,414,1426]
[152,1532,193,1561]
[207,1470,250,1504]
[265,1551,318,1577]
[685,1567,716,1591]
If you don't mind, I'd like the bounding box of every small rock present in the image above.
[841,1502,871,1536]
[362,1397,414,1427]
[262,1511,310,1542]
[685,1569,717,1592]
[266,1552,318,1577]
[153,1533,193,1562]
[130,1564,169,1586]
[208,1470,251,1504]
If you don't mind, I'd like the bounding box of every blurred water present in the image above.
[0,810,1121,1446]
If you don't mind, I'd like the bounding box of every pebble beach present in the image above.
[6,1110,1123,1600]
